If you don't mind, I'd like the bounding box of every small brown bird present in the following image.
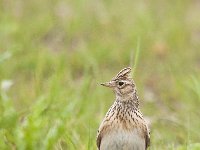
[96,67,150,150]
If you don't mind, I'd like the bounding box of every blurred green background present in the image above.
[1,0,200,149]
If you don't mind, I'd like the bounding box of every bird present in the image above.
[96,67,150,150]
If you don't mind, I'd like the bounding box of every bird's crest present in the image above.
[113,67,132,80]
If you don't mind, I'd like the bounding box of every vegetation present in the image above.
[0,0,200,149]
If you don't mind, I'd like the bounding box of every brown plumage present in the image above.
[97,67,150,150]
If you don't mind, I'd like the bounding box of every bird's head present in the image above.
[101,67,136,101]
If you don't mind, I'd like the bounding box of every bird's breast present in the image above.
[100,128,145,150]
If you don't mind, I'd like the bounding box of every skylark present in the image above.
[97,67,150,150]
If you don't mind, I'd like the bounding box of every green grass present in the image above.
[1,0,200,149]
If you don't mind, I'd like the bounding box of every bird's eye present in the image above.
[118,81,124,86]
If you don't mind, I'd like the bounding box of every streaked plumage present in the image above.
[97,67,150,150]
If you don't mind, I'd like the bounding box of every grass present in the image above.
[0,0,200,149]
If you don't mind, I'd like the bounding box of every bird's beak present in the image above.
[100,81,115,88]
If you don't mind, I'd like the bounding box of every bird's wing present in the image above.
[96,129,102,150]
[96,104,116,149]
[96,119,109,150]
[145,127,150,149]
